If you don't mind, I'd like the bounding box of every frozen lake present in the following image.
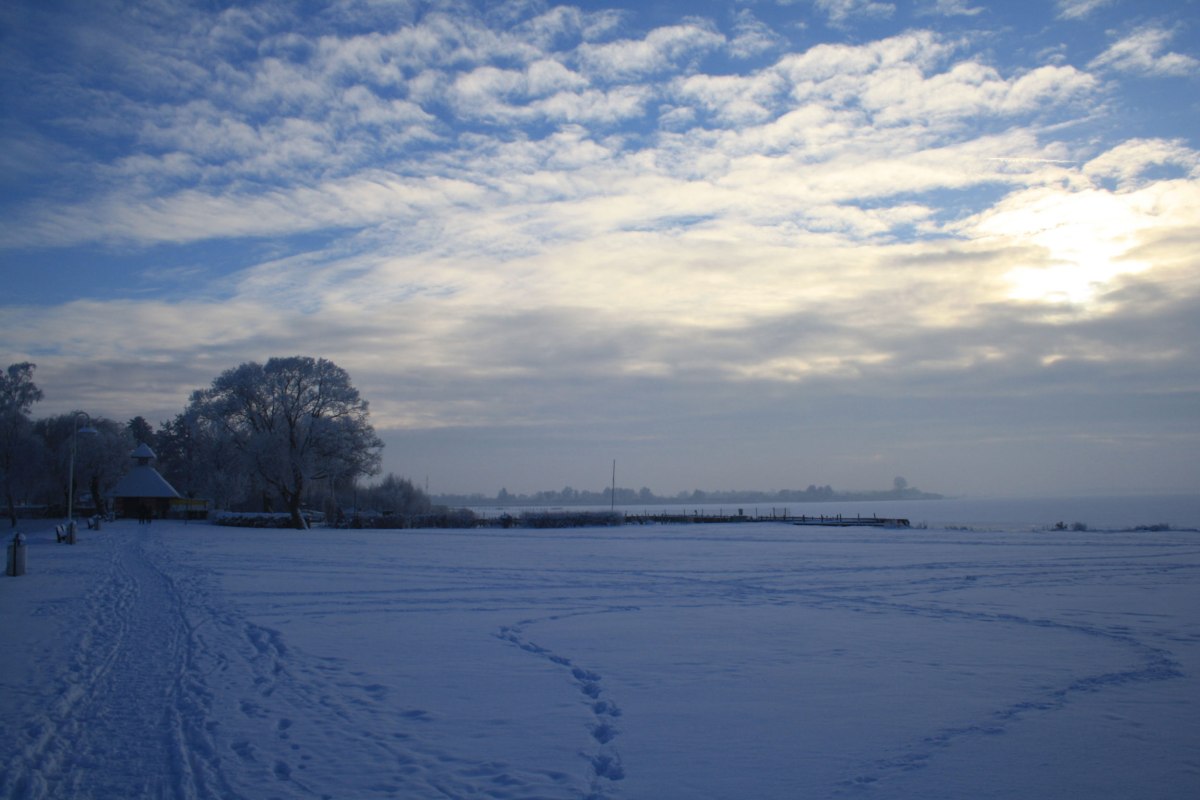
[2,504,1199,798]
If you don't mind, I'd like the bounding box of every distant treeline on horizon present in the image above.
[434,482,943,508]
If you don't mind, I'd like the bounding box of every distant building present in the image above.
[108,443,182,520]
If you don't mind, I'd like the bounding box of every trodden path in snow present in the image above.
[1,526,229,799]
[1,525,587,800]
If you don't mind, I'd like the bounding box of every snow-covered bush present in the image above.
[211,511,318,529]
[349,508,478,529]
[519,511,623,528]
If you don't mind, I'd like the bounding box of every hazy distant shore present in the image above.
[435,483,943,508]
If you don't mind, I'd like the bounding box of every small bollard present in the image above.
[6,533,26,577]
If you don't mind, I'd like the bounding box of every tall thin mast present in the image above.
[611,459,616,513]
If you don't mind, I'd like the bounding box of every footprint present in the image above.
[591,754,625,781]
[239,699,265,718]
[231,740,255,762]
[592,701,622,718]
[591,723,617,744]
[401,709,432,721]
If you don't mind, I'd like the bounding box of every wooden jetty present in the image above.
[623,511,910,528]
[791,514,910,528]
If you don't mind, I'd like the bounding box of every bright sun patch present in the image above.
[973,184,1165,305]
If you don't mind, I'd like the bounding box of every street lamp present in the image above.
[67,411,98,543]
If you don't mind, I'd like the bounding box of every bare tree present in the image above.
[189,356,383,529]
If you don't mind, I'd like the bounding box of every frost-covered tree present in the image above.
[0,362,44,526]
[188,356,383,529]
[35,413,129,517]
[359,473,432,518]
[75,419,133,516]
[156,410,244,509]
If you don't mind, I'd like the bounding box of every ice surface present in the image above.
[2,512,1198,799]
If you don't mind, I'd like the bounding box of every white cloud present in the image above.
[814,0,896,27]
[728,10,784,59]
[777,30,951,86]
[773,33,1094,128]
[0,28,1098,251]
[916,0,984,16]
[1083,138,1200,187]
[860,62,1095,125]
[577,22,725,80]
[532,85,652,125]
[1056,0,1114,20]
[672,71,785,125]
[1090,26,1200,77]
[525,59,589,96]
[444,62,645,125]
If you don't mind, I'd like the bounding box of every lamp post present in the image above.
[67,411,98,543]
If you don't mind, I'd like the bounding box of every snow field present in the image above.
[2,519,1199,799]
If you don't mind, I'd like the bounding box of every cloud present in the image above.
[1056,0,1114,21]
[963,177,1200,304]
[577,22,725,80]
[1083,138,1200,187]
[4,3,1200,494]
[813,0,896,27]
[672,71,785,125]
[916,0,985,16]
[728,9,784,59]
[776,30,953,84]
[1090,26,1200,77]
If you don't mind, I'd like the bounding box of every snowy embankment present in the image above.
[2,519,1199,799]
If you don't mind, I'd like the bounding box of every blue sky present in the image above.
[2,0,1198,497]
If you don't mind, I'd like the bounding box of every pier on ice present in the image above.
[622,511,912,528]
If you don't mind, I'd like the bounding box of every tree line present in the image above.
[0,357,421,530]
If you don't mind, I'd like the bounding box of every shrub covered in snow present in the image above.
[212,511,321,529]
[347,508,478,529]
[518,511,623,528]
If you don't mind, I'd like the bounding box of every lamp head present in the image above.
[73,411,97,435]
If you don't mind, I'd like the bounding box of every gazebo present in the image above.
[109,443,182,520]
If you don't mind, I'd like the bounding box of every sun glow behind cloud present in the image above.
[982,189,1155,305]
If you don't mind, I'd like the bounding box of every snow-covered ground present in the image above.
[2,511,1199,799]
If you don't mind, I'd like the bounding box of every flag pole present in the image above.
[611,459,616,514]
